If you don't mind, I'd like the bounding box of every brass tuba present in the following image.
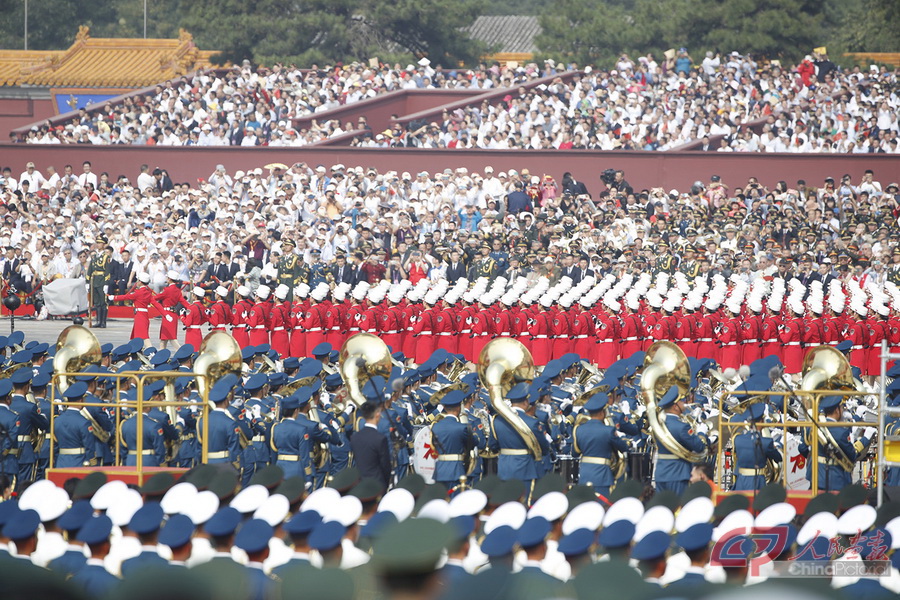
[53,325,102,393]
[194,331,243,403]
[477,337,542,460]
[798,345,857,472]
[339,333,393,408]
[642,341,708,462]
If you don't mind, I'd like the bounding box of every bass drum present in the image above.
[629,451,653,484]
[411,425,436,484]
[557,454,579,487]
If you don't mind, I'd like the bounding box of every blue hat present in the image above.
[174,377,191,395]
[518,516,551,548]
[0,500,18,527]
[851,366,862,381]
[118,360,142,373]
[360,512,397,539]
[2,508,40,540]
[255,344,271,356]
[281,395,300,412]
[598,520,635,549]
[62,381,87,400]
[298,359,323,379]
[244,373,267,393]
[295,387,313,408]
[362,376,387,403]
[283,357,300,370]
[481,525,517,557]
[268,372,287,387]
[584,392,608,413]
[129,501,164,534]
[0,335,8,348]
[859,528,892,560]
[31,342,49,356]
[560,353,581,369]
[10,350,31,365]
[235,518,273,554]
[836,341,853,355]
[541,362,561,380]
[745,402,766,421]
[149,349,172,367]
[128,338,144,354]
[58,500,94,533]
[391,351,406,363]
[819,395,842,412]
[558,528,595,556]
[76,515,113,545]
[631,531,670,561]
[205,507,242,537]
[241,347,256,361]
[312,343,332,358]
[173,344,195,361]
[450,515,476,541]
[8,331,23,346]
[325,373,343,388]
[10,367,31,385]
[112,344,131,361]
[676,522,713,552]
[284,511,322,536]
[440,389,465,407]
[100,343,113,357]
[506,382,530,403]
[328,350,339,363]
[159,514,195,548]
[144,379,166,397]
[308,521,345,552]
[657,385,680,409]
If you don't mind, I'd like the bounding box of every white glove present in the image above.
[863,427,877,440]
[560,398,573,410]
[176,417,185,427]
[855,405,869,419]
[107,295,114,301]
[343,404,356,416]
[635,404,646,418]
[696,423,709,436]
[544,433,553,444]
[251,405,262,420]
[103,285,108,293]
[319,390,331,406]
[619,400,631,414]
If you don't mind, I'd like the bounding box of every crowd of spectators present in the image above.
[13,50,900,153]
[0,158,899,315]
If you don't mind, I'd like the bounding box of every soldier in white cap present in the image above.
[248,285,272,347]
[154,270,187,349]
[181,287,208,349]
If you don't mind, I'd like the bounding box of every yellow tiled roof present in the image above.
[0,26,218,88]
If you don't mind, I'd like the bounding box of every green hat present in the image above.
[680,481,712,504]
[713,494,750,519]
[275,476,307,506]
[277,565,356,600]
[608,479,642,503]
[208,471,240,502]
[348,477,384,503]
[532,473,566,502]
[372,519,453,575]
[475,474,501,498]
[249,465,285,491]
[141,472,175,499]
[395,473,426,498]
[752,482,787,513]
[803,492,839,518]
[566,485,600,509]
[73,471,108,500]
[837,483,869,510]
[572,561,650,600]
[490,479,525,506]
[414,484,448,513]
[183,464,218,491]
[327,467,361,494]
[875,501,900,528]
[646,490,680,512]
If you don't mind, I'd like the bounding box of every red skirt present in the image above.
[595,340,617,368]
[271,330,290,358]
[184,328,203,350]
[131,312,150,341]
[304,331,326,358]
[159,310,178,341]
[233,327,250,348]
[783,345,804,374]
[414,334,436,364]
[249,329,270,347]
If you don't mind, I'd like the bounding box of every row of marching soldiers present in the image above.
[117,272,900,382]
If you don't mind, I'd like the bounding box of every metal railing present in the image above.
[48,371,211,473]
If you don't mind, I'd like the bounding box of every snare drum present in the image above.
[556,454,579,486]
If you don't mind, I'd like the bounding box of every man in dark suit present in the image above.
[350,402,391,489]
[445,248,467,283]
[203,252,230,285]
[329,253,354,285]
[2,247,28,293]
[112,250,135,295]
[560,254,582,283]
[349,252,368,286]
[505,182,532,215]
[221,251,240,282]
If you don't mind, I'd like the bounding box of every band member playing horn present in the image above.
[731,403,781,492]
[799,395,875,491]
[489,382,550,495]
[431,389,480,491]
[573,391,628,498]
[653,385,709,496]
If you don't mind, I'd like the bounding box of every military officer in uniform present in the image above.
[472,243,499,281]
[731,403,782,492]
[119,381,167,467]
[87,237,113,328]
[653,385,709,495]
[277,239,302,300]
[430,389,478,491]
[54,382,97,468]
[196,374,245,468]
[489,382,550,500]
[0,379,19,485]
[573,391,629,498]
[271,386,339,486]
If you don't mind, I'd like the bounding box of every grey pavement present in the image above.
[0,316,191,349]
